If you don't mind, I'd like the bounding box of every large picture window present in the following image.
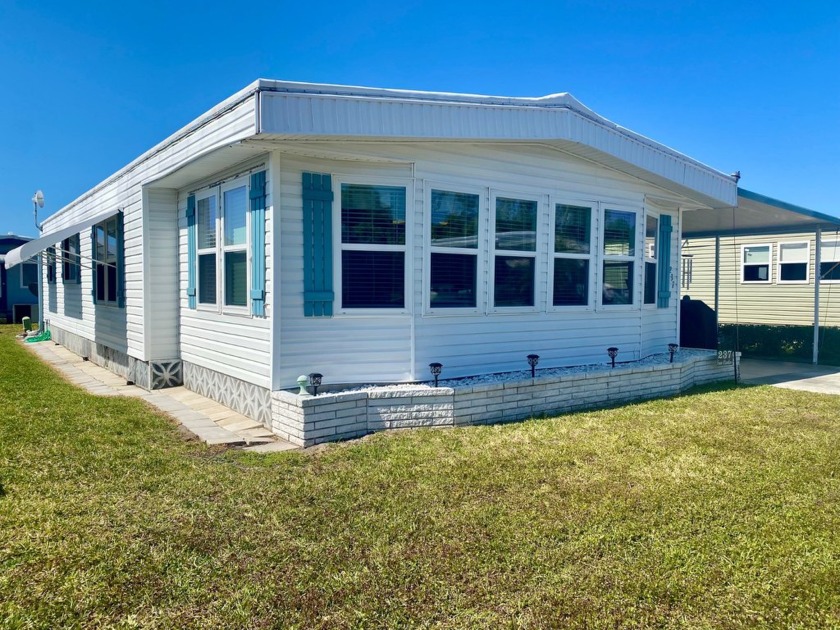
[742,244,771,283]
[93,215,121,304]
[553,203,592,307]
[429,189,480,308]
[195,179,250,309]
[602,209,636,305]
[493,196,537,308]
[340,183,406,309]
[778,242,809,283]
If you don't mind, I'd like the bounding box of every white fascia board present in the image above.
[256,81,737,207]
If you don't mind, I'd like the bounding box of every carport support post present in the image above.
[714,236,720,328]
[813,228,821,365]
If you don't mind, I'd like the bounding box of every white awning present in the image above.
[4,208,120,269]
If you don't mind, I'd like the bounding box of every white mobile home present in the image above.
[7,80,740,443]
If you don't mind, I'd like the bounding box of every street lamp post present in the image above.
[32,191,44,332]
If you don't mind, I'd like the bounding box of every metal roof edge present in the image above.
[738,188,840,226]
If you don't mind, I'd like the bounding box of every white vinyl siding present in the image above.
[274,143,684,387]
[178,160,272,388]
[39,94,258,362]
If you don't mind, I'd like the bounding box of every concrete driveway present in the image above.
[740,359,840,395]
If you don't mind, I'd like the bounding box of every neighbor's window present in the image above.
[602,209,636,305]
[429,189,480,308]
[778,242,809,283]
[62,234,81,283]
[93,216,121,303]
[21,261,38,289]
[644,215,658,304]
[742,244,771,283]
[493,196,537,308]
[820,240,840,282]
[195,179,250,308]
[553,203,591,306]
[341,183,406,309]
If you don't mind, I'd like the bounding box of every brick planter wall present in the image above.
[271,352,739,447]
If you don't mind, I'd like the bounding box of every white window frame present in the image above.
[196,187,219,309]
[643,211,659,306]
[425,182,485,315]
[549,198,596,311]
[220,178,251,314]
[819,239,840,283]
[777,241,810,284]
[333,175,411,315]
[489,190,544,313]
[741,243,772,284]
[195,175,251,314]
[598,205,641,310]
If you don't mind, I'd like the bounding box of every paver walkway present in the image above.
[24,340,297,453]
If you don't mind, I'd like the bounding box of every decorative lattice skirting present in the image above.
[183,362,272,428]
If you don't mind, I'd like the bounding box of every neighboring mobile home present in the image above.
[0,234,38,324]
[7,80,741,444]
[682,189,840,362]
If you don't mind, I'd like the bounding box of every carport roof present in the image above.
[683,188,840,238]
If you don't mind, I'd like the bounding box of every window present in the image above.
[493,196,537,307]
[340,183,406,309]
[644,215,658,304]
[194,180,250,309]
[820,240,840,282]
[429,189,480,308]
[553,203,592,306]
[46,247,56,284]
[602,209,636,305]
[742,244,771,283]
[62,234,81,283]
[93,215,121,304]
[21,261,38,289]
[778,242,809,283]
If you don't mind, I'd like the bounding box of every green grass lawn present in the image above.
[1,325,839,629]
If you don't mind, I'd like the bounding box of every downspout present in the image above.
[813,228,821,365]
[714,236,720,330]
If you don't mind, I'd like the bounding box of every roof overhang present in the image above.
[254,80,738,208]
[5,207,120,269]
[683,188,840,238]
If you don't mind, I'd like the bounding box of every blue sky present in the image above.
[1,0,838,238]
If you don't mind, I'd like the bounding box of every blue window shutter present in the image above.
[249,171,267,317]
[302,172,334,316]
[116,211,126,308]
[90,225,98,304]
[186,195,197,309]
[657,214,673,308]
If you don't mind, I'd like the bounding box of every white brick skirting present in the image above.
[272,352,739,447]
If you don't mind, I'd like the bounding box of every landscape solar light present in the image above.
[429,362,443,387]
[607,347,619,368]
[527,354,540,378]
[668,343,679,363]
[308,372,323,396]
